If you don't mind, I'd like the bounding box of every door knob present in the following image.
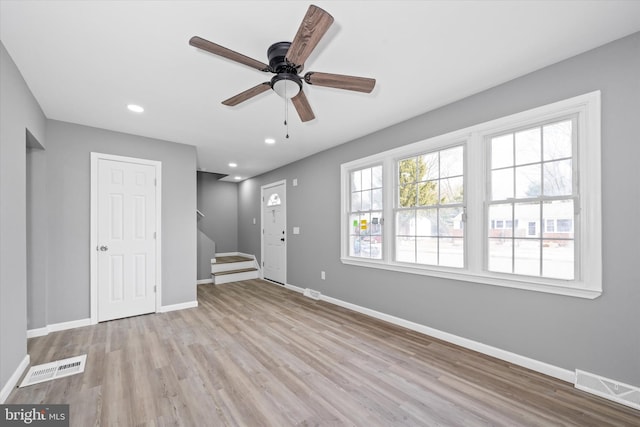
[280,238,285,242]
[99,245,109,251]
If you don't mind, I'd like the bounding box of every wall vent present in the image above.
[303,288,321,300]
[575,369,640,411]
[19,355,87,388]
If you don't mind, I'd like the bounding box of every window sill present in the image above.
[340,257,602,299]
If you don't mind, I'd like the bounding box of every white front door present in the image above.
[95,156,158,322]
[262,181,286,284]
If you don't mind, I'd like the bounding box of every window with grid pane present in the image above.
[395,145,464,267]
[348,165,383,259]
[487,117,576,280]
[340,91,600,298]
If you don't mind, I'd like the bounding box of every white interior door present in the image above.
[96,157,158,321]
[262,181,286,284]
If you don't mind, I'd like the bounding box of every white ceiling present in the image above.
[2,1,640,181]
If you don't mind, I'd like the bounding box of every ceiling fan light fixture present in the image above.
[190,5,374,122]
[271,73,302,99]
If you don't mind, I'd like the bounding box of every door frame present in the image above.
[90,152,162,324]
[261,179,287,284]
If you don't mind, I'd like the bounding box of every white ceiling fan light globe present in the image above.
[272,78,301,99]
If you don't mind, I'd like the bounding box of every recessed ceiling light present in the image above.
[127,104,144,113]
[229,162,238,168]
[265,138,276,144]
[234,176,242,180]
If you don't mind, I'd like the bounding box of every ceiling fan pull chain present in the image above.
[192,6,374,123]
[284,84,290,139]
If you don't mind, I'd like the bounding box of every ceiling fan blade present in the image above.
[189,36,270,72]
[291,90,315,122]
[285,5,334,67]
[222,82,272,106]
[304,72,376,93]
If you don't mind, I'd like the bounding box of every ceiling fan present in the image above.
[189,4,376,122]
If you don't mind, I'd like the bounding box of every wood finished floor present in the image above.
[215,256,253,264]
[8,279,639,426]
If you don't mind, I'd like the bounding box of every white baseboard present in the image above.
[197,279,214,285]
[27,302,200,339]
[0,355,30,403]
[284,283,304,293]
[27,318,92,339]
[276,281,575,384]
[26,302,199,337]
[283,282,640,408]
[320,293,575,383]
[48,318,92,333]
[159,300,198,313]
[26,326,48,338]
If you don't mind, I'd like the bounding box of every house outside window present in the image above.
[546,219,555,232]
[557,219,573,233]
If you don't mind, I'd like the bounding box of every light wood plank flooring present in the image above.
[215,256,253,264]
[8,279,639,426]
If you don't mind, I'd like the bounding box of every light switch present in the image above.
[293,227,300,234]
[293,178,298,186]
[253,218,256,225]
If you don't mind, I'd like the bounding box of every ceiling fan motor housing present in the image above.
[268,41,302,97]
[267,41,301,71]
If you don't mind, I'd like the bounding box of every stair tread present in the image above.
[213,267,258,276]
[214,256,253,264]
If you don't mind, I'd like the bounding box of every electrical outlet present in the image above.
[321,271,326,280]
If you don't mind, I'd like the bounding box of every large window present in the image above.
[348,165,383,260]
[487,118,576,280]
[341,91,601,299]
[395,146,465,267]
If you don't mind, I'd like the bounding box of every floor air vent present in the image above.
[303,288,321,300]
[19,354,87,388]
[575,369,640,410]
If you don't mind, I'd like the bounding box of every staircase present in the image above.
[211,253,260,284]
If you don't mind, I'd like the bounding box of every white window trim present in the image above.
[341,91,601,299]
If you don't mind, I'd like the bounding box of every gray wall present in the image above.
[239,33,640,385]
[196,172,238,253]
[196,172,239,280]
[3,37,199,394]
[26,144,48,329]
[197,230,215,281]
[0,42,46,392]
[31,120,197,325]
